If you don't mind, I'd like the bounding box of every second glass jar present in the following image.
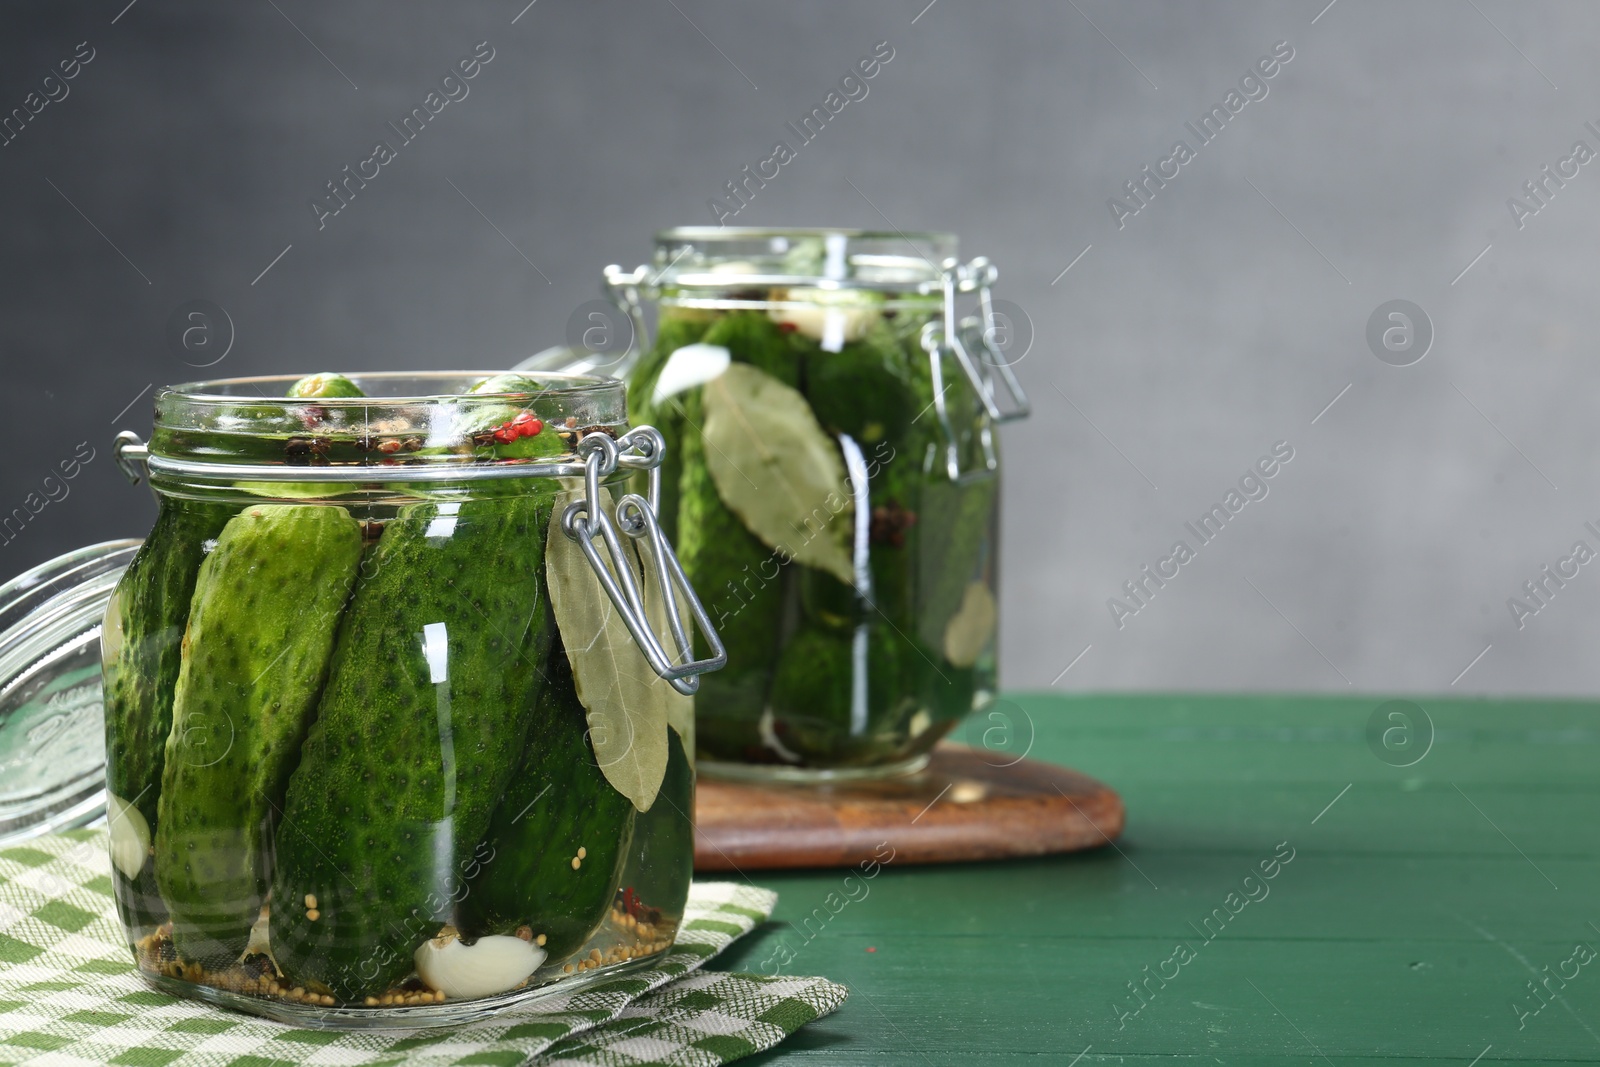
[612,228,1027,779]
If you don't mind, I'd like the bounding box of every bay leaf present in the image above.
[701,362,855,585]
[943,581,997,668]
[545,487,669,812]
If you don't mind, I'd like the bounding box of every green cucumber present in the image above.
[462,648,635,963]
[269,489,557,1001]
[702,310,802,388]
[154,504,363,965]
[765,621,915,765]
[916,652,978,725]
[803,329,915,446]
[916,475,998,650]
[287,373,364,399]
[915,476,998,726]
[102,498,236,939]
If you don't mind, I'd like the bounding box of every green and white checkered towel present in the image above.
[0,830,845,1066]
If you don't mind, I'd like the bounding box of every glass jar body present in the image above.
[625,233,1002,778]
[101,373,694,1026]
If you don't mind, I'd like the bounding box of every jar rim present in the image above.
[158,370,621,405]
[136,371,631,482]
[656,226,956,242]
[648,228,958,291]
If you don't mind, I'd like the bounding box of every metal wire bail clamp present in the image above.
[963,256,1031,423]
[918,257,1035,480]
[560,428,727,695]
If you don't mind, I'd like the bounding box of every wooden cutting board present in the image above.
[693,742,1124,871]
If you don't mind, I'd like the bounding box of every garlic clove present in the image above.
[413,931,544,1000]
[767,288,880,349]
[106,793,150,880]
[943,582,998,668]
[652,343,732,405]
[244,905,271,958]
[708,260,762,276]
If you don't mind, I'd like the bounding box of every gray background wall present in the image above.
[1,0,1595,697]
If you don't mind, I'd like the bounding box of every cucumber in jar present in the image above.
[268,489,558,1002]
[103,497,236,938]
[461,647,636,964]
[703,310,805,386]
[796,319,921,635]
[153,504,363,965]
[803,325,916,450]
[764,621,917,765]
[287,372,364,399]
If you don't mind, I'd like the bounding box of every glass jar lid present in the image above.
[648,227,958,291]
[0,539,140,846]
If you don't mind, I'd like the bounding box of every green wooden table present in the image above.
[719,693,1600,1064]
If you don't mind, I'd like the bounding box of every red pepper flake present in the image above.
[776,321,798,333]
[866,947,877,953]
[377,439,403,454]
[482,413,544,446]
[617,885,660,923]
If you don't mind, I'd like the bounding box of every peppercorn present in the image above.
[870,501,918,548]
